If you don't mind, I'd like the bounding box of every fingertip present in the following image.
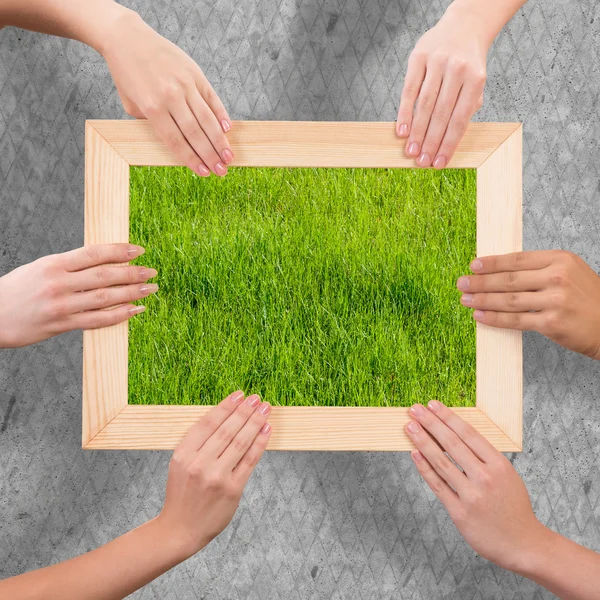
[229,390,245,405]
[411,449,423,462]
[470,258,483,272]
[397,122,409,137]
[260,422,271,435]
[427,400,442,413]
[128,305,145,316]
[221,119,231,133]
[473,310,485,320]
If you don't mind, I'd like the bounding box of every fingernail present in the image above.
[457,276,470,291]
[407,421,420,434]
[407,142,419,156]
[473,310,485,320]
[247,394,260,407]
[222,148,234,164]
[461,293,473,305]
[231,391,244,404]
[258,402,271,415]
[139,268,158,280]
[129,305,145,315]
[398,123,408,137]
[411,450,423,462]
[261,422,271,435]
[433,155,446,169]
[410,404,425,416]
[221,119,231,133]
[197,164,211,177]
[140,284,159,296]
[417,153,431,167]
[215,162,227,176]
[428,400,442,412]
[127,245,145,258]
[470,259,483,272]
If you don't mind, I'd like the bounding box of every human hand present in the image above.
[396,4,488,169]
[157,390,272,558]
[405,401,548,572]
[0,244,156,348]
[100,9,233,177]
[458,250,600,360]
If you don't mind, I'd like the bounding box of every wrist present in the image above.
[509,522,557,579]
[154,512,210,561]
[443,0,500,50]
[84,2,144,58]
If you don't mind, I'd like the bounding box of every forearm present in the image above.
[443,0,528,49]
[517,526,600,600]
[0,517,193,600]
[0,0,140,55]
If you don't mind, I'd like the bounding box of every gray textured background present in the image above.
[1,0,600,598]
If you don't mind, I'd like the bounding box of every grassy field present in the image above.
[129,166,476,407]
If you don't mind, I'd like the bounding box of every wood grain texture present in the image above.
[84,406,521,451]
[83,122,130,446]
[88,120,520,169]
[83,119,523,451]
[476,126,523,450]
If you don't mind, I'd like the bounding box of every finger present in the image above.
[397,53,426,138]
[187,88,233,168]
[411,450,461,513]
[418,67,462,167]
[68,283,158,312]
[170,97,227,176]
[65,303,146,331]
[432,79,484,169]
[195,76,232,137]
[58,244,145,272]
[409,404,482,477]
[177,391,246,454]
[457,270,549,293]
[233,421,271,487]
[426,401,499,463]
[469,252,556,274]
[220,402,271,469]
[406,61,444,160]
[406,419,467,493]
[149,109,211,177]
[460,291,547,313]
[198,394,262,459]
[66,265,157,292]
[472,309,545,332]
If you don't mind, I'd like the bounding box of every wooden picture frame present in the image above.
[83,120,522,452]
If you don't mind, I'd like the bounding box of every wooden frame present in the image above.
[84,120,522,452]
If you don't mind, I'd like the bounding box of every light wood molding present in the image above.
[83,120,523,452]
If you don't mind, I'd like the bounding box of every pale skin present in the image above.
[397,0,528,168]
[0,244,157,348]
[0,391,272,599]
[458,250,600,360]
[406,401,600,599]
[0,0,233,177]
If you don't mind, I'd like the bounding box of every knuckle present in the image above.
[231,436,248,454]
[203,85,216,104]
[418,93,435,111]
[448,57,467,74]
[508,313,522,328]
[558,250,577,266]
[94,289,109,305]
[171,449,186,468]
[45,299,66,320]
[162,82,180,101]
[84,245,100,263]
[550,290,567,309]
[142,100,161,117]
[432,104,451,124]
[87,314,108,330]
[95,268,109,284]
[550,267,569,287]
[167,134,184,152]
[433,454,452,474]
[505,293,520,309]
[505,271,519,287]
[204,471,225,492]
[43,280,61,299]
[514,251,527,265]
[216,426,233,443]
[243,450,259,468]
[542,311,560,334]
[452,112,470,130]
[472,69,487,85]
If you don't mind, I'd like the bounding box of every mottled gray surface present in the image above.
[1,0,600,598]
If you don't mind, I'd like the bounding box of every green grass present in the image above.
[129,166,476,407]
